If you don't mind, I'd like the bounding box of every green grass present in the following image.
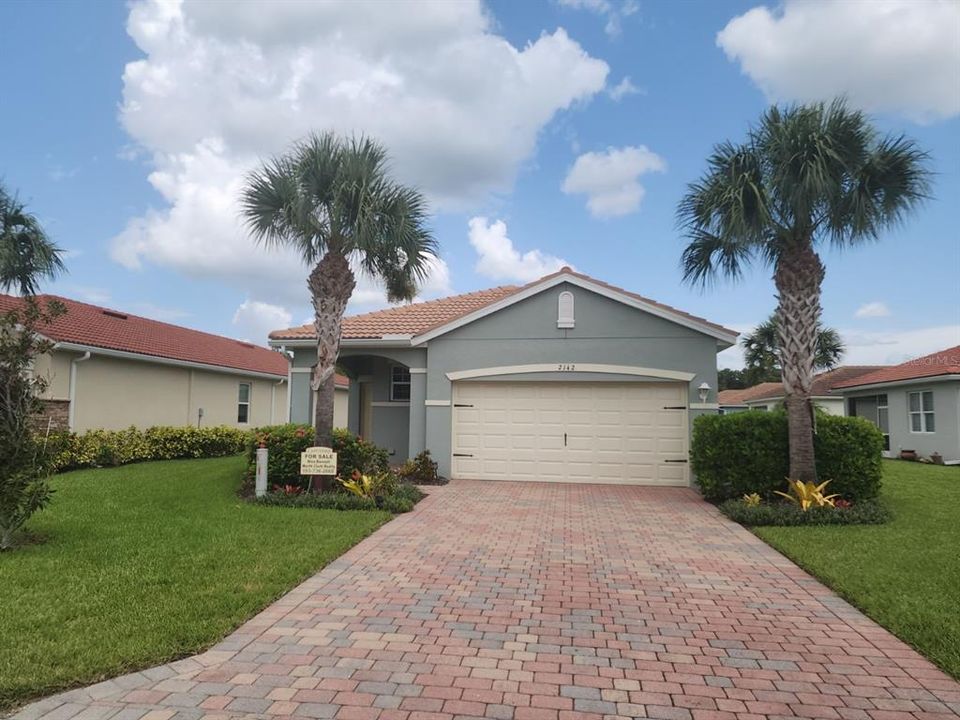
[0,456,390,710]
[754,460,960,679]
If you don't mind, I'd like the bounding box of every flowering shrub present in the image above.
[48,425,249,472]
[720,497,889,526]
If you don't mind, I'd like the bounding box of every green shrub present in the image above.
[243,425,390,489]
[48,426,248,473]
[719,497,890,526]
[397,450,444,485]
[252,481,424,514]
[691,411,884,502]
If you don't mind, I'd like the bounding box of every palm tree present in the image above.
[0,183,65,296]
[241,132,437,458]
[743,313,845,381]
[678,100,930,481]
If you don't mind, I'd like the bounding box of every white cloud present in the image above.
[607,76,642,101]
[558,0,639,38]
[717,321,960,370]
[233,299,292,343]
[855,301,891,318]
[717,0,960,123]
[842,325,960,365]
[562,145,666,218]
[468,217,569,283]
[111,0,608,310]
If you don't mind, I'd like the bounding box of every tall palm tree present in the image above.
[241,132,437,456]
[0,183,65,296]
[678,100,930,481]
[743,313,845,381]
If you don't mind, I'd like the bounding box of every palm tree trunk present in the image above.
[307,251,355,491]
[774,242,825,482]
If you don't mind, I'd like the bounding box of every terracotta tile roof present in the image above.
[832,346,960,389]
[718,366,886,405]
[271,285,519,340]
[718,382,784,405]
[0,294,289,378]
[269,268,737,341]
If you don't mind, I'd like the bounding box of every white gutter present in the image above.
[53,341,286,381]
[68,351,92,430]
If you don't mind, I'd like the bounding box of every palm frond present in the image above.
[0,185,66,296]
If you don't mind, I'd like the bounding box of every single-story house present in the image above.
[833,345,960,462]
[0,294,347,432]
[717,365,885,415]
[270,268,738,486]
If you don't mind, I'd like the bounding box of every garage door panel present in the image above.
[452,381,689,486]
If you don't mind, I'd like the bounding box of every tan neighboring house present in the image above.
[0,294,308,432]
[717,366,886,415]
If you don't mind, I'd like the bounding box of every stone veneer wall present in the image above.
[33,399,70,433]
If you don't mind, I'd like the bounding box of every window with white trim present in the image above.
[390,366,411,402]
[908,390,934,433]
[557,291,575,328]
[238,383,251,423]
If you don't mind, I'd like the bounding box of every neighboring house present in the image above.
[270,267,738,486]
[717,366,885,415]
[833,345,960,462]
[0,294,296,432]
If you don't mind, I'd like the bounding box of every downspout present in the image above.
[68,351,92,431]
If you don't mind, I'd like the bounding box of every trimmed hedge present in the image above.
[244,425,389,489]
[691,411,884,502]
[719,498,890,526]
[47,426,248,472]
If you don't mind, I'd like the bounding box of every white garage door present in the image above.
[451,381,689,485]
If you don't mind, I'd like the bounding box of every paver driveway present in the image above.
[12,482,959,720]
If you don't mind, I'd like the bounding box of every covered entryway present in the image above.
[451,381,689,485]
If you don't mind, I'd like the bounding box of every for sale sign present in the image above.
[300,446,337,475]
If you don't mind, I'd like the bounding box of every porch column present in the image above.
[408,368,427,458]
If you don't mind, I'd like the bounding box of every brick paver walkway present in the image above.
[11,481,959,720]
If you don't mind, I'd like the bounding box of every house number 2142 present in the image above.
[557,363,576,371]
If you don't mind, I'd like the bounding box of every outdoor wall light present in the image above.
[698,382,711,403]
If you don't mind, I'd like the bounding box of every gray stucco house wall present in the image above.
[843,381,960,462]
[273,270,736,483]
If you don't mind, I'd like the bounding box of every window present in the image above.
[238,383,251,423]
[390,366,411,402]
[908,390,934,433]
[557,291,575,328]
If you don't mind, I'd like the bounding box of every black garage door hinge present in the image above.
[453,403,474,408]
[453,453,474,457]
[664,459,688,463]
[663,405,686,410]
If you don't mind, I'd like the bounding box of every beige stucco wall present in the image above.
[745,397,845,416]
[33,351,73,400]
[52,350,288,432]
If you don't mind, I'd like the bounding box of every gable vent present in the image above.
[557,291,574,329]
[102,310,128,320]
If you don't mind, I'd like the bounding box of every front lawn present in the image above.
[754,460,960,679]
[0,456,390,710]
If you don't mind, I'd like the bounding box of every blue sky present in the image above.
[1,0,958,368]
